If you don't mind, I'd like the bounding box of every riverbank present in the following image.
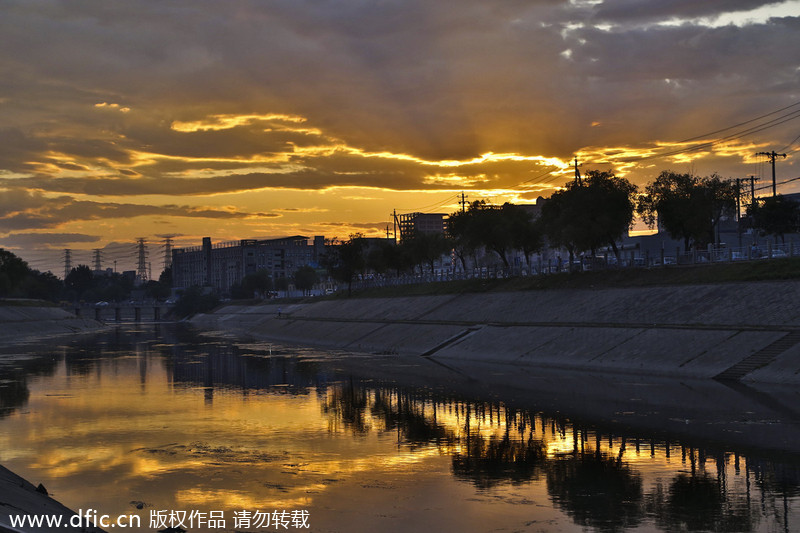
[0,303,104,343]
[0,464,104,533]
[191,280,800,385]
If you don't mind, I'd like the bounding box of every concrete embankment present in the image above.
[191,280,800,385]
[0,305,103,342]
[0,464,104,533]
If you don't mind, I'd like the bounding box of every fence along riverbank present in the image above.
[191,280,800,385]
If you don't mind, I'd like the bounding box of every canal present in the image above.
[0,324,798,532]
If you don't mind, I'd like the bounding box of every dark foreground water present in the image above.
[1,325,799,532]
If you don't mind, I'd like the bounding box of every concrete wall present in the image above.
[190,280,800,384]
[0,305,104,342]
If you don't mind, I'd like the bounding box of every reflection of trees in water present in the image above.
[0,326,171,417]
[0,378,30,418]
[647,472,753,532]
[547,449,643,532]
[452,433,546,489]
[324,384,546,487]
[451,405,547,488]
[749,459,800,533]
[322,380,799,532]
[0,344,62,418]
[751,459,800,497]
[6,327,799,532]
[322,383,455,445]
[322,378,371,434]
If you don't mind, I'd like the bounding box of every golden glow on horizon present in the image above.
[3,105,789,271]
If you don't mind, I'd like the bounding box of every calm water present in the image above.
[1,325,799,532]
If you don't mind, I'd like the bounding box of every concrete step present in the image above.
[714,331,800,381]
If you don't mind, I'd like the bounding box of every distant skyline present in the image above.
[1,0,799,275]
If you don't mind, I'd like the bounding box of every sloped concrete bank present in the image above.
[191,280,800,385]
[0,464,104,533]
[0,305,103,343]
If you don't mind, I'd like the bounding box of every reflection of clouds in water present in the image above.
[0,326,798,532]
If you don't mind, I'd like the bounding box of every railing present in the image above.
[342,241,800,292]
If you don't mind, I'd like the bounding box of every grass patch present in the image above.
[333,257,800,299]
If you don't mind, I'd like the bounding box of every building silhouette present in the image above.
[172,235,325,292]
[397,212,446,241]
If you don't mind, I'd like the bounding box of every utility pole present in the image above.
[736,178,742,247]
[63,249,72,280]
[574,157,582,186]
[756,150,787,197]
[750,175,757,210]
[459,192,468,212]
[392,209,399,243]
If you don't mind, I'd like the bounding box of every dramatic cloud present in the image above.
[0,0,799,271]
[0,232,101,247]
[0,191,278,231]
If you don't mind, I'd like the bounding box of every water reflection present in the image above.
[0,325,798,532]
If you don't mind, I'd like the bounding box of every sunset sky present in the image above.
[1,0,799,275]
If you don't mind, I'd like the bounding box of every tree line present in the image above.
[0,252,172,303]
[324,169,800,289]
[3,168,798,301]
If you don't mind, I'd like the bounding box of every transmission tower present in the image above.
[92,248,103,272]
[136,238,149,282]
[63,249,72,279]
[163,236,174,272]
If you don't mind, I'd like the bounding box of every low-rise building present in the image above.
[172,235,325,293]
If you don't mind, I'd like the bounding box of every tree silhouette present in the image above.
[447,201,539,270]
[747,194,799,244]
[293,265,319,295]
[64,264,95,298]
[323,234,366,296]
[403,230,450,275]
[445,208,480,272]
[539,171,636,266]
[638,171,736,252]
[0,249,31,296]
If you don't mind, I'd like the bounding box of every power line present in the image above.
[582,101,800,168]
[778,132,800,153]
[674,100,800,144]
[398,194,459,214]
[638,108,800,162]
[754,175,800,193]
